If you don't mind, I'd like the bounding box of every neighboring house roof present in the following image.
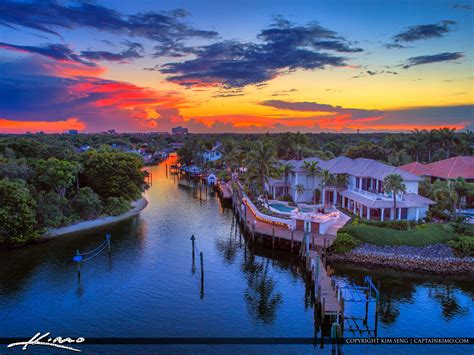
[282,156,421,181]
[398,162,429,176]
[399,156,474,180]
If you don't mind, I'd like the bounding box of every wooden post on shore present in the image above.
[106,233,111,257]
[272,228,275,249]
[200,251,204,298]
[312,233,315,247]
[251,223,255,243]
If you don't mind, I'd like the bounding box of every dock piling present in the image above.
[200,251,204,298]
[291,230,294,252]
[106,233,111,257]
[191,234,195,263]
[76,250,81,280]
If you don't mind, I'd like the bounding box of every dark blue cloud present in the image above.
[260,100,383,119]
[0,42,95,66]
[0,41,145,65]
[402,52,464,69]
[80,41,144,62]
[452,3,474,10]
[392,20,456,42]
[383,43,409,49]
[156,20,360,88]
[0,1,217,57]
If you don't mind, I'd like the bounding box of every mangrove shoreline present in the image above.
[42,197,148,240]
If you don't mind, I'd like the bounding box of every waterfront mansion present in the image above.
[266,156,435,222]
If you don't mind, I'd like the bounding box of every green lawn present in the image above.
[340,223,456,247]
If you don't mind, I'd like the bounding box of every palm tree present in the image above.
[303,160,321,204]
[221,139,238,172]
[295,184,305,203]
[319,169,337,207]
[410,129,425,162]
[439,127,457,159]
[246,139,280,206]
[383,174,407,220]
[280,162,294,198]
[452,177,470,210]
[383,134,404,155]
[423,129,440,163]
[336,174,349,189]
[458,130,473,155]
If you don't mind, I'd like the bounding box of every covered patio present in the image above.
[340,190,434,221]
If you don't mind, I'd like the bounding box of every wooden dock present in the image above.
[231,185,346,326]
[217,181,233,200]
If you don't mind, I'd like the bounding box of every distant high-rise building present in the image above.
[68,129,78,135]
[171,126,188,135]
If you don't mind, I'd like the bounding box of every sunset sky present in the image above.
[0,0,472,133]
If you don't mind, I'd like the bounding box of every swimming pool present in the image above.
[460,209,474,217]
[269,203,295,212]
[269,203,313,213]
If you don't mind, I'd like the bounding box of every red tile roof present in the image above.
[399,156,474,180]
[398,162,430,176]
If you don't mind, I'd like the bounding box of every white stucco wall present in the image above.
[404,180,419,194]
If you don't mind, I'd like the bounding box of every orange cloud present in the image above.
[0,117,85,133]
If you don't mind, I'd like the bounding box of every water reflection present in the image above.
[242,252,283,324]
[333,263,473,335]
[432,285,469,320]
[215,214,240,264]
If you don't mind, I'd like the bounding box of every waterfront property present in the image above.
[399,156,474,183]
[201,142,222,162]
[266,156,435,221]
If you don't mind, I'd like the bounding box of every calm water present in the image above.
[0,157,473,354]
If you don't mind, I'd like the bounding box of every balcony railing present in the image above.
[347,185,393,201]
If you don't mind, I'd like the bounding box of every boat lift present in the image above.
[333,275,380,337]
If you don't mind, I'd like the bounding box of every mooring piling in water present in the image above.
[75,250,81,280]
[106,233,111,257]
[200,251,204,298]
[191,234,196,263]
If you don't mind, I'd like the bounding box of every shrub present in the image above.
[277,195,293,202]
[340,223,456,247]
[104,197,131,216]
[447,236,474,256]
[332,232,360,254]
[217,170,230,181]
[363,219,411,230]
[68,187,102,220]
[36,191,67,228]
[0,178,41,244]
